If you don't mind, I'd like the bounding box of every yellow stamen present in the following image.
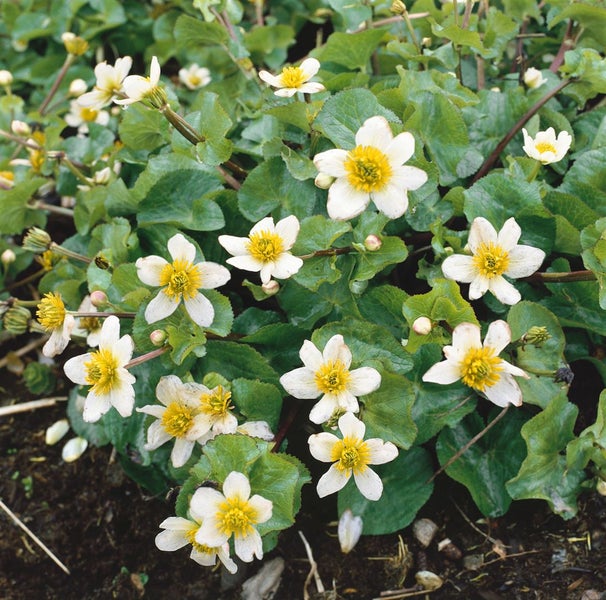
[84,348,120,395]
[460,346,502,392]
[246,230,284,263]
[199,386,233,417]
[314,360,350,395]
[535,141,556,154]
[36,292,66,331]
[331,435,371,475]
[344,145,392,193]
[185,525,215,554]
[161,402,197,438]
[159,258,202,300]
[473,242,510,279]
[279,66,306,88]
[217,496,258,539]
[79,315,101,334]
[80,107,99,122]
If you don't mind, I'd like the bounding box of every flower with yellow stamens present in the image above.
[313,116,428,220]
[192,471,272,563]
[258,58,325,97]
[280,334,381,424]
[522,127,572,164]
[309,412,398,501]
[36,292,76,357]
[136,233,230,327]
[78,56,132,110]
[422,321,529,407]
[64,99,110,133]
[64,315,135,422]
[441,217,545,305]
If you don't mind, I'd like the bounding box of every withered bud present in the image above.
[4,304,32,334]
[391,0,407,15]
[22,227,52,253]
[522,325,550,348]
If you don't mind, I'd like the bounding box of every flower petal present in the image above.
[327,178,370,220]
[496,217,521,251]
[64,353,92,385]
[218,234,248,257]
[309,395,339,424]
[271,254,303,280]
[353,467,383,501]
[468,217,497,253]
[299,58,320,79]
[155,527,189,552]
[145,291,179,323]
[199,262,230,289]
[183,292,215,327]
[355,116,393,150]
[385,131,415,165]
[313,149,349,178]
[489,276,521,305]
[338,411,365,438]
[422,359,462,385]
[258,70,283,87]
[136,255,168,286]
[348,367,381,396]
[441,254,477,283]
[371,184,408,219]
[280,367,319,399]
[483,320,512,354]
[323,334,350,365]
[234,529,263,562]
[468,275,490,300]
[484,374,523,407]
[365,439,398,465]
[171,438,195,468]
[316,464,350,497]
[299,339,323,370]
[274,215,300,248]
[506,246,545,278]
[168,233,196,263]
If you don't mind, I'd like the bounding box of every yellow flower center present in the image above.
[37,250,58,271]
[159,258,202,300]
[0,170,14,182]
[331,435,371,475]
[280,66,306,88]
[161,401,197,438]
[84,348,120,395]
[217,496,258,539]
[473,242,510,279]
[246,230,284,263]
[189,74,201,86]
[36,292,66,331]
[80,107,99,122]
[344,145,392,193]
[185,525,215,555]
[535,141,556,155]
[200,385,233,417]
[460,346,503,392]
[314,360,350,395]
[79,315,101,334]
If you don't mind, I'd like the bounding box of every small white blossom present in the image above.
[280,334,381,424]
[63,315,136,422]
[218,215,303,285]
[36,292,76,358]
[0,70,13,85]
[313,116,428,220]
[522,127,572,164]
[422,321,529,407]
[68,78,88,97]
[441,217,545,305]
[178,63,211,90]
[78,56,132,110]
[115,55,162,106]
[136,233,230,327]
[192,471,273,563]
[523,67,547,90]
[64,99,110,133]
[308,412,398,501]
[259,58,325,97]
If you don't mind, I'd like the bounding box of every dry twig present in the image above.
[299,530,325,599]
[0,396,68,417]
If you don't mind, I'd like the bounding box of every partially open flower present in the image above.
[522,127,572,164]
[178,63,211,90]
[78,56,133,110]
[523,67,547,90]
[115,56,166,108]
[259,58,325,97]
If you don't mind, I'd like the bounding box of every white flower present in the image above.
[36,292,76,358]
[308,412,398,501]
[338,509,363,553]
[78,56,132,110]
[522,127,572,164]
[136,233,231,327]
[64,99,110,133]
[63,315,136,422]
[68,78,88,97]
[178,63,211,90]
[258,58,325,97]
[218,215,303,285]
[279,334,381,424]
[0,70,13,85]
[422,321,529,407]
[441,217,545,305]
[192,471,273,563]
[137,375,213,468]
[313,116,428,220]
[115,56,162,106]
[523,67,547,90]
[156,514,237,573]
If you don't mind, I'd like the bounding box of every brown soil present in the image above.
[1,383,606,600]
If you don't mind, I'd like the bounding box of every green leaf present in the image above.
[265,102,311,133]
[437,409,528,517]
[118,103,170,151]
[506,393,585,519]
[337,446,434,535]
[166,319,208,365]
[559,147,606,215]
[231,378,283,431]
[352,235,408,283]
[580,217,606,309]
[550,4,606,46]
[174,14,228,49]
[315,29,386,70]
[358,285,409,340]
[0,178,47,235]
[293,216,351,254]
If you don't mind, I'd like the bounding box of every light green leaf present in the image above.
[0,178,47,235]
[315,29,385,70]
[174,14,228,49]
[231,378,283,431]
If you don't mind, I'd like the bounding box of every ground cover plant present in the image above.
[1,0,606,594]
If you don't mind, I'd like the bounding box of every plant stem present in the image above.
[298,246,354,260]
[33,202,75,218]
[49,242,91,264]
[524,270,596,283]
[472,78,572,182]
[38,54,75,116]
[73,311,136,318]
[125,346,170,369]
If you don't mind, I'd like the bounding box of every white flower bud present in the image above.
[262,280,280,296]
[314,172,335,189]
[69,78,88,97]
[363,234,382,251]
[412,316,433,336]
[338,509,363,554]
[523,67,547,90]
[0,70,13,85]
[597,479,606,496]
[1,248,16,265]
[89,290,108,307]
[11,120,31,136]
[12,40,28,53]
[92,167,111,185]
[45,419,70,445]
[62,437,88,462]
[150,329,167,346]
[490,87,501,93]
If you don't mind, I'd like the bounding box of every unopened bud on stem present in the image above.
[363,235,382,251]
[150,329,168,346]
[89,290,108,308]
[412,316,433,336]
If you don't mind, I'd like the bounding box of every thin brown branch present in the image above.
[0,397,68,417]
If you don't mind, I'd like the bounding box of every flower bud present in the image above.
[92,167,111,185]
[421,37,432,47]
[0,70,13,86]
[338,509,363,554]
[62,437,88,462]
[45,419,70,445]
[4,304,32,334]
[597,479,606,496]
[391,0,406,15]
[11,120,31,136]
[89,290,108,308]
[68,78,88,97]
[62,32,89,56]
[12,39,27,52]
[150,329,168,346]
[522,325,550,348]
[22,227,52,253]
[261,280,280,296]
[0,171,14,189]
[1,249,16,266]
[363,234,382,251]
[412,316,433,336]
[523,67,547,90]
[314,172,335,189]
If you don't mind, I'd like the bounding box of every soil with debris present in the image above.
[1,373,606,600]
